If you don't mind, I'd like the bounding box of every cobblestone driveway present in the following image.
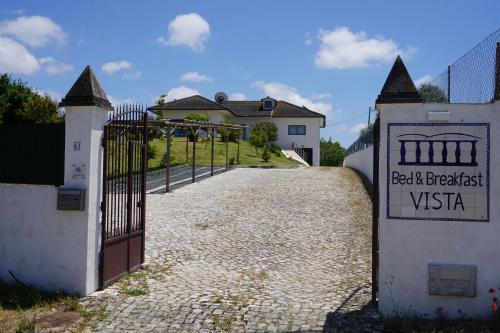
[84,167,374,332]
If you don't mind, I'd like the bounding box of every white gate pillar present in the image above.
[59,66,112,295]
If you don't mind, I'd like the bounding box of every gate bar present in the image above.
[141,111,148,262]
[126,140,133,271]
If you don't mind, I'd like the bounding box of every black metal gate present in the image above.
[100,106,148,288]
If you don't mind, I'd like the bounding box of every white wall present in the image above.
[378,101,500,318]
[343,145,373,183]
[0,184,88,294]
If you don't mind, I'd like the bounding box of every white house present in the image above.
[148,93,326,165]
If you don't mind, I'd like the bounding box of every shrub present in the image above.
[268,143,282,157]
[261,147,271,162]
[185,113,209,122]
[320,137,345,166]
[218,119,239,142]
[160,152,177,167]
[418,83,447,103]
[147,143,157,160]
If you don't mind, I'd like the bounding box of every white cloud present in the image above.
[39,57,73,75]
[349,122,366,133]
[414,74,433,87]
[107,95,134,107]
[229,92,247,101]
[164,85,199,101]
[310,92,332,99]
[101,60,132,74]
[314,26,415,69]
[181,71,212,82]
[252,81,332,115]
[0,15,66,47]
[158,13,210,52]
[123,70,142,80]
[305,32,313,46]
[34,88,62,102]
[0,36,39,74]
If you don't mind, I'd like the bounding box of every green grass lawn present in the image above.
[148,137,299,170]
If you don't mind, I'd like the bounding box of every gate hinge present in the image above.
[101,137,105,147]
[100,201,104,212]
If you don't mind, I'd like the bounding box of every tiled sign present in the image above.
[387,123,489,222]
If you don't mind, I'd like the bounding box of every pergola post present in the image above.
[192,127,196,183]
[225,133,229,171]
[185,134,189,164]
[211,128,215,176]
[165,126,172,192]
[236,130,241,164]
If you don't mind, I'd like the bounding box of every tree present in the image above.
[0,74,63,124]
[155,94,167,106]
[359,123,374,144]
[248,122,278,155]
[249,130,267,155]
[418,83,447,103]
[320,137,345,166]
[252,122,278,142]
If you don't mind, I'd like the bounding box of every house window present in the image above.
[263,100,273,110]
[288,125,306,135]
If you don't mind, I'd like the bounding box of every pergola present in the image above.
[147,119,248,192]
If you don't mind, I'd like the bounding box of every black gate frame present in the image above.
[100,106,148,288]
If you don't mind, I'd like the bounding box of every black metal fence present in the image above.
[0,123,65,185]
[429,29,500,103]
[345,137,372,156]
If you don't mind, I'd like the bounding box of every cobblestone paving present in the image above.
[83,167,375,332]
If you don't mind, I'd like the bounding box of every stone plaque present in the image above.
[387,123,489,222]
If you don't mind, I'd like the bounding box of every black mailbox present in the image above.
[57,188,86,211]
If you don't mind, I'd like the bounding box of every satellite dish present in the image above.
[214,92,228,104]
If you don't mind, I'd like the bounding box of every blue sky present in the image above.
[1,1,499,146]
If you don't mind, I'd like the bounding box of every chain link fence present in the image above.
[429,29,500,104]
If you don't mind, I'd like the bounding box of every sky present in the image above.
[1,1,499,147]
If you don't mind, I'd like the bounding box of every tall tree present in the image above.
[0,74,63,124]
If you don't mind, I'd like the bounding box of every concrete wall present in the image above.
[378,101,500,318]
[0,185,89,294]
[343,145,373,183]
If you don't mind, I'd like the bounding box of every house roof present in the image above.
[148,95,230,111]
[148,95,326,126]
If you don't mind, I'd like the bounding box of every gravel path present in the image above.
[83,167,375,332]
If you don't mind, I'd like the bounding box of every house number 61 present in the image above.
[74,141,81,151]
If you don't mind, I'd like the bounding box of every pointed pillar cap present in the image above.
[60,65,113,110]
[376,55,422,104]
